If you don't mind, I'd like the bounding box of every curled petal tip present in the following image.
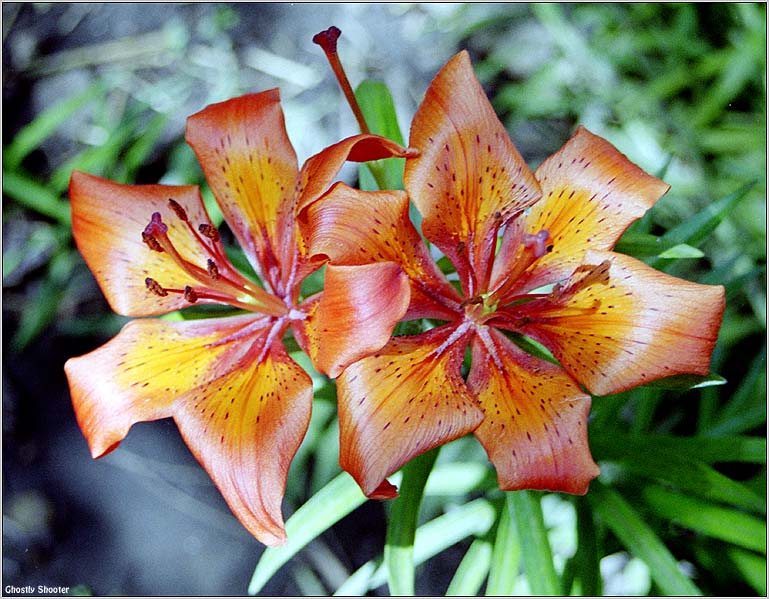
[368,479,399,500]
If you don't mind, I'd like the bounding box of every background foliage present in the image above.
[3,3,765,596]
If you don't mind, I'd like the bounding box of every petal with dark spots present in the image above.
[338,324,483,498]
[468,328,599,494]
[506,250,725,395]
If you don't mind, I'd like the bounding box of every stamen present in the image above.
[184,286,199,303]
[207,259,220,280]
[168,198,189,222]
[313,26,370,134]
[142,231,164,252]
[487,228,551,306]
[145,277,168,297]
[523,229,550,259]
[198,223,220,243]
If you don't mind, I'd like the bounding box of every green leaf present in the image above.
[615,233,703,259]
[658,181,756,250]
[4,81,103,170]
[248,472,371,595]
[355,80,406,191]
[486,494,520,595]
[591,437,765,513]
[590,431,766,465]
[334,498,495,595]
[588,481,702,596]
[726,546,767,595]
[707,346,767,436]
[2,170,71,224]
[384,447,439,596]
[642,486,767,553]
[645,372,727,390]
[509,491,560,595]
[446,538,493,596]
[572,496,602,595]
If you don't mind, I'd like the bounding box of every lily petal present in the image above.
[468,328,599,494]
[69,171,238,317]
[303,182,461,320]
[64,314,312,545]
[404,50,540,295]
[297,262,411,378]
[505,250,725,395]
[491,127,669,296]
[338,324,484,498]
[296,134,415,213]
[185,90,299,290]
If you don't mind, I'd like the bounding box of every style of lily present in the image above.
[302,51,726,499]
[64,89,413,545]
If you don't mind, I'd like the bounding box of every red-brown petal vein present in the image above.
[405,50,540,295]
[69,171,236,317]
[507,250,725,395]
[467,328,599,494]
[338,324,483,498]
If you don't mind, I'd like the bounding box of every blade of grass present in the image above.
[642,486,767,554]
[726,546,767,595]
[2,171,71,225]
[571,495,602,596]
[509,491,559,595]
[384,447,439,596]
[588,481,701,596]
[334,498,496,595]
[248,471,377,595]
[4,81,103,170]
[446,537,493,596]
[590,430,766,464]
[485,493,520,595]
[591,437,765,512]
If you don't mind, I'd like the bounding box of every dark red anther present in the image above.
[168,198,189,222]
[145,277,168,296]
[207,259,220,280]
[142,231,164,252]
[312,26,341,54]
[184,286,199,303]
[198,223,220,243]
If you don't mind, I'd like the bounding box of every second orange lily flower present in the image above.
[65,89,412,545]
[302,51,725,500]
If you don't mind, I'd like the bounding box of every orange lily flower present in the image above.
[302,51,726,500]
[64,89,412,545]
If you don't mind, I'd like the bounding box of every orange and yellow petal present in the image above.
[491,127,669,296]
[64,314,311,545]
[404,50,540,295]
[69,171,230,317]
[338,324,484,498]
[506,250,725,396]
[185,90,299,288]
[297,262,411,378]
[303,182,461,320]
[467,328,599,494]
[173,338,312,546]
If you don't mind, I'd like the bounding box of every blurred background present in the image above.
[2,3,766,596]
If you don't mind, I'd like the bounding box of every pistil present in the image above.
[313,26,371,134]
[487,229,551,306]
